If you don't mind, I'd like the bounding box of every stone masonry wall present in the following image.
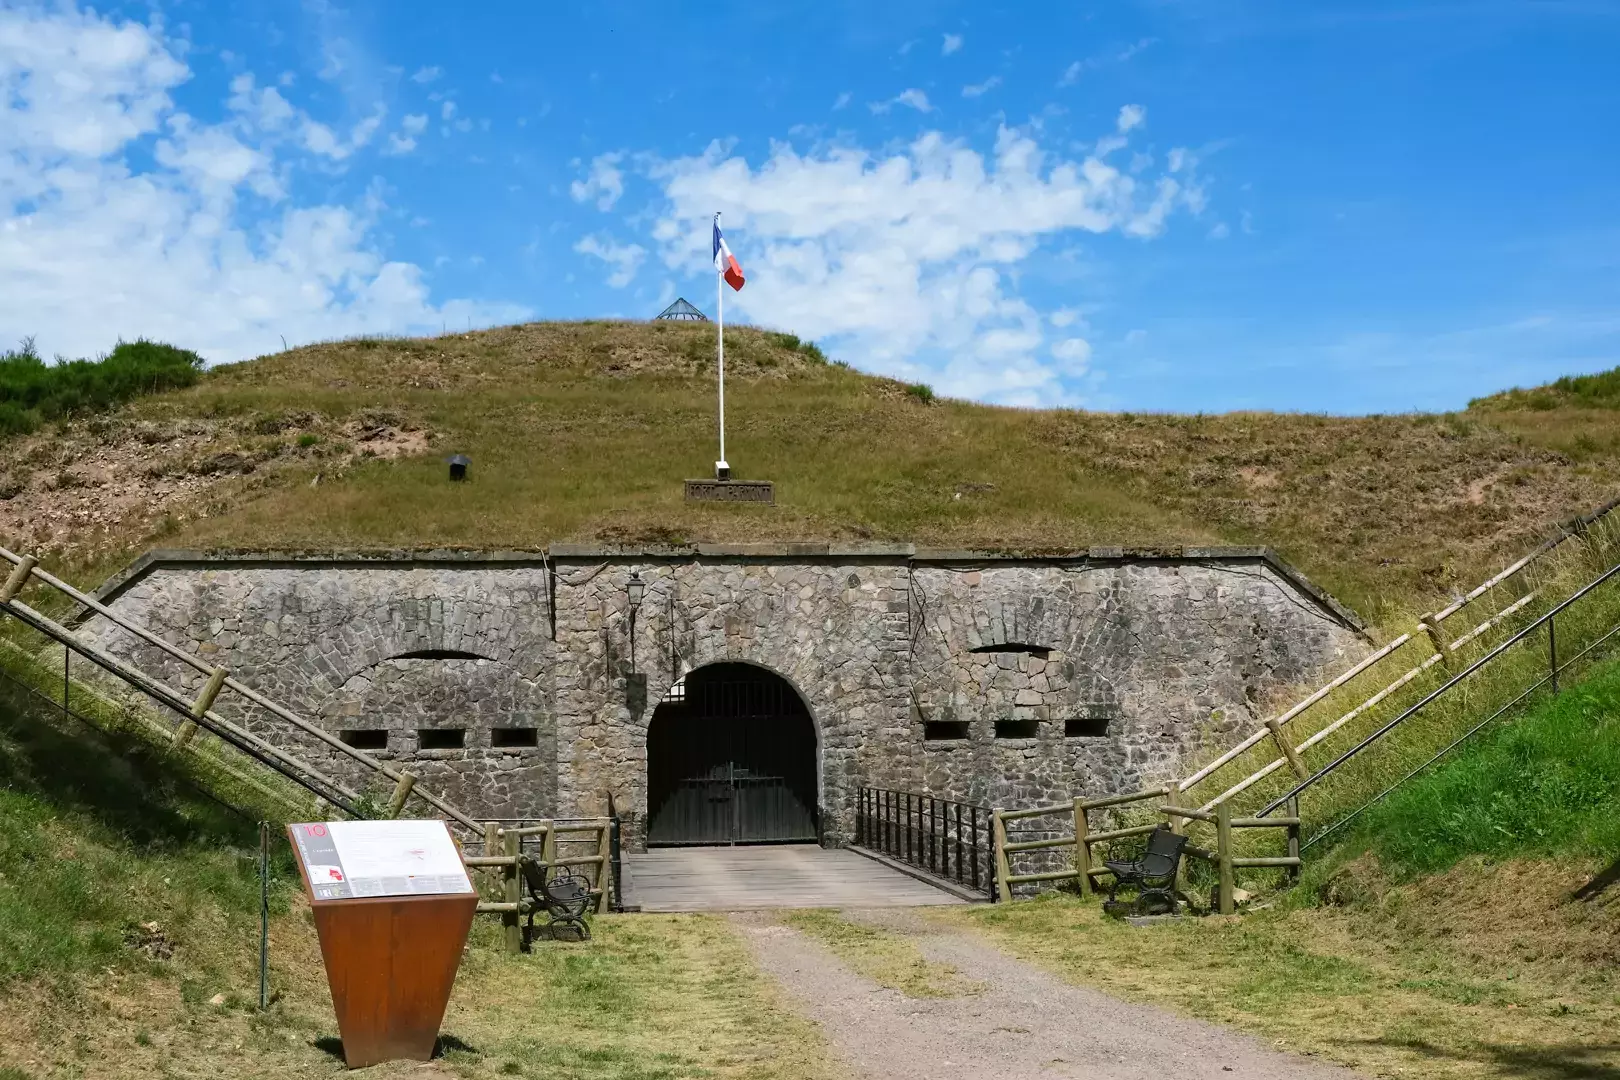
[81,548,1365,849]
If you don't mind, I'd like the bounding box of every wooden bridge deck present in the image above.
[622,845,968,912]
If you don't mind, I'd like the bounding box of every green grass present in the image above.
[1332,656,1620,877]
[9,321,1620,624]
[947,877,1620,1080]
[1473,366,1620,411]
[782,910,980,998]
[0,657,296,989]
[0,637,834,1077]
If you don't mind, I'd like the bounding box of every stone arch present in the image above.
[651,655,825,741]
[302,595,548,693]
[643,660,820,846]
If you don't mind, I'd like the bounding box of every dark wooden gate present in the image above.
[646,663,818,846]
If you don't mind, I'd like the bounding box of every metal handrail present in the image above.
[856,786,993,897]
[1259,558,1620,818]
[1300,615,1620,851]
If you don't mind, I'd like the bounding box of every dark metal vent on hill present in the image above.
[654,297,708,321]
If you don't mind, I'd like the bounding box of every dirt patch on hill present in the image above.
[0,409,435,567]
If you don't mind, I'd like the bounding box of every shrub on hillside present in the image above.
[1470,364,1620,411]
[0,337,205,436]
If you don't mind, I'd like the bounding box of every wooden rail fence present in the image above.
[464,819,614,953]
[993,785,1301,913]
[0,544,482,830]
[1170,497,1620,818]
[0,545,624,949]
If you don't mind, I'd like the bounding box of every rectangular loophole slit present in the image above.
[339,729,388,750]
[491,727,538,748]
[994,718,1039,739]
[1065,717,1111,738]
[923,720,970,742]
[417,728,465,750]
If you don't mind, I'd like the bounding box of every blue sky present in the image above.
[1,1,1616,412]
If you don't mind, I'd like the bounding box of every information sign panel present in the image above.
[290,819,474,901]
[287,818,479,1069]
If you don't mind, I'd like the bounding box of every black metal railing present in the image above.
[855,787,994,898]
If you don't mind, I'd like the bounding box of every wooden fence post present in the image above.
[1216,800,1235,915]
[1420,613,1451,666]
[0,555,37,602]
[1072,797,1091,898]
[1286,795,1302,884]
[539,820,557,870]
[501,829,522,954]
[1264,718,1309,780]
[173,665,229,751]
[992,810,1012,903]
[1159,784,1186,905]
[594,823,611,914]
[385,772,417,818]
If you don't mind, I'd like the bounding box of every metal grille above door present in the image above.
[646,663,818,846]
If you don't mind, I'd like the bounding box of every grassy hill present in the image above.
[3,319,1619,622]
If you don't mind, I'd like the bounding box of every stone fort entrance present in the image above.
[645,663,818,846]
[81,545,1368,846]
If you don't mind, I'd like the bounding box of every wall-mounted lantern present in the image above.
[626,571,647,717]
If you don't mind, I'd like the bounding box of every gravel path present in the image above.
[733,909,1366,1080]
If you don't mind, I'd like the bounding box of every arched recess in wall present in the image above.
[644,662,818,847]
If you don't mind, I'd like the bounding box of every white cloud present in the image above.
[0,3,526,363]
[411,65,442,84]
[870,88,933,114]
[384,112,430,155]
[1117,104,1146,133]
[226,71,382,163]
[440,100,456,121]
[832,91,852,111]
[641,116,1202,404]
[942,33,963,56]
[1050,308,1082,328]
[1051,337,1092,371]
[570,152,626,211]
[1117,38,1156,63]
[961,76,1002,99]
[1207,221,1230,239]
[349,107,385,150]
[573,234,646,288]
[1060,39,1156,88]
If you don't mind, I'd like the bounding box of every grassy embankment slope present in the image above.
[3,320,1620,623]
[6,326,1620,1078]
[953,654,1620,1080]
[0,655,832,1080]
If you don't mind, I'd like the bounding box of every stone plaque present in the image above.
[685,479,775,504]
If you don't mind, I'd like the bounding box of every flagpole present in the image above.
[715,212,728,480]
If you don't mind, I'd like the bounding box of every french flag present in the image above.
[713,216,745,292]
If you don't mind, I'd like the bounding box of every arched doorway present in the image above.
[646,662,818,846]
